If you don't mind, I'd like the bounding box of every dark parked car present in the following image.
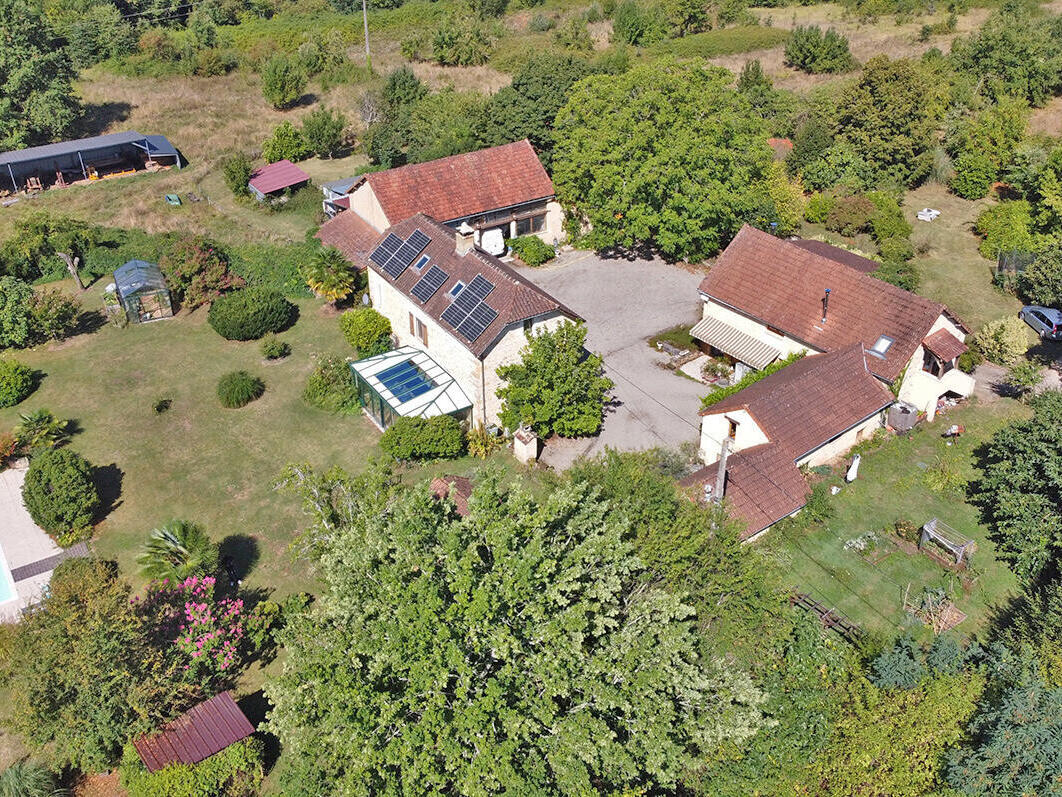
[1019,306,1062,341]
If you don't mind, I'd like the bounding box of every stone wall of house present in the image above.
[796,410,887,468]
[699,408,770,464]
[897,314,975,421]
[699,297,814,361]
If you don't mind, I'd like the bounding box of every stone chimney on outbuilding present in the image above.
[455,222,475,256]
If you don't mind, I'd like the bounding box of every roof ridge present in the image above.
[365,139,535,182]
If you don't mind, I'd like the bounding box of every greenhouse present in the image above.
[112,260,173,323]
[351,346,472,430]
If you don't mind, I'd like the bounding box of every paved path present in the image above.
[512,250,706,469]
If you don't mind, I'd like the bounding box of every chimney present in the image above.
[713,437,730,503]
[821,287,831,324]
[455,222,475,256]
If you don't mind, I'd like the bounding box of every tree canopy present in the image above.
[0,0,81,150]
[552,61,773,260]
[265,465,767,795]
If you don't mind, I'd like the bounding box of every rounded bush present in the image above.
[22,448,100,539]
[878,236,914,263]
[339,308,391,356]
[508,236,556,267]
[208,286,295,341]
[260,334,291,360]
[303,355,358,413]
[0,358,34,408]
[950,152,996,200]
[217,371,265,408]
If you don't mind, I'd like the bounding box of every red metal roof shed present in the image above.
[248,159,310,198]
[132,691,255,773]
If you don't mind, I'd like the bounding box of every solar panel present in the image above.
[410,265,449,303]
[465,275,495,301]
[456,303,498,343]
[377,360,435,404]
[440,303,466,328]
[369,234,403,267]
[382,229,431,279]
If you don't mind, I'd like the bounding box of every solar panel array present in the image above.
[410,265,449,303]
[369,229,431,279]
[440,274,498,343]
[377,360,435,404]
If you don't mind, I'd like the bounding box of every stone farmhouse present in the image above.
[349,213,579,430]
[316,140,563,260]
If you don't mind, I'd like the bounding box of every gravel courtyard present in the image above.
[512,250,707,469]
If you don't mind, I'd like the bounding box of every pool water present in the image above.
[0,544,16,605]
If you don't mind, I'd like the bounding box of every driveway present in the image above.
[511,250,707,469]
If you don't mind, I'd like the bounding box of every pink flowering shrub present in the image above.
[134,576,245,683]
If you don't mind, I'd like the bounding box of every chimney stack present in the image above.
[821,287,831,324]
[455,222,475,256]
[713,438,730,503]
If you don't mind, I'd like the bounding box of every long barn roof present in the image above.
[0,131,177,166]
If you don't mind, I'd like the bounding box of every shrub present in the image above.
[785,26,855,74]
[431,16,494,66]
[553,18,593,51]
[301,247,358,305]
[528,13,555,31]
[380,415,465,460]
[302,106,347,159]
[974,315,1029,366]
[866,191,912,242]
[950,152,996,199]
[260,334,290,359]
[28,289,80,342]
[14,409,69,453]
[1020,247,1062,307]
[878,236,914,263]
[304,355,359,413]
[0,275,35,349]
[825,195,875,236]
[118,736,264,797]
[160,236,244,309]
[339,308,391,356]
[612,0,666,45]
[208,286,295,341]
[975,201,1038,259]
[261,55,306,109]
[804,192,836,223]
[21,448,100,540]
[0,358,34,408]
[222,153,253,198]
[466,423,502,458]
[871,259,920,291]
[262,121,310,163]
[217,371,265,408]
[957,347,983,374]
[1005,359,1042,402]
[508,236,556,266]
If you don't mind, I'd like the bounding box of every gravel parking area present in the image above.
[512,250,707,469]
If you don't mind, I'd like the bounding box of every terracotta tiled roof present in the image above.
[430,475,473,517]
[923,328,968,362]
[789,239,881,274]
[248,159,310,195]
[686,344,893,536]
[360,140,555,224]
[316,210,379,268]
[699,225,950,382]
[703,344,894,461]
[364,214,580,359]
[132,692,255,774]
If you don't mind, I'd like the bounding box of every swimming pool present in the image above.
[0,542,16,606]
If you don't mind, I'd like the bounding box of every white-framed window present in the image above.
[413,254,429,271]
[870,335,894,357]
[449,281,465,298]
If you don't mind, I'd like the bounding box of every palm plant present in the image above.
[137,520,219,582]
[14,409,69,452]
[301,246,357,305]
[0,759,67,797]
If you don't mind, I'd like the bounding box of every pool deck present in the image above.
[0,461,87,622]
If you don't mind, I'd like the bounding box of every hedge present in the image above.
[118,737,264,797]
[700,351,805,409]
[380,415,465,460]
[508,236,556,267]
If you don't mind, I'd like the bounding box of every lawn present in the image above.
[0,287,381,598]
[764,399,1028,642]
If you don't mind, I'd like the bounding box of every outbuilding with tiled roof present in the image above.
[132,692,255,774]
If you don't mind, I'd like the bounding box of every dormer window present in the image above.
[449,281,465,298]
[869,335,894,358]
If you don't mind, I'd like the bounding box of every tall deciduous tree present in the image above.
[265,466,767,795]
[552,62,773,260]
[496,321,613,437]
[834,56,939,187]
[0,211,97,285]
[0,0,81,150]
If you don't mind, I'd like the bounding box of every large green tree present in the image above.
[972,390,1062,584]
[266,466,767,795]
[833,56,939,187]
[0,0,81,150]
[552,61,773,260]
[0,210,98,285]
[496,321,613,437]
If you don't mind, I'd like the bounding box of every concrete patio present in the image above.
[512,250,707,469]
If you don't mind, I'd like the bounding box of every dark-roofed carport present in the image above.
[133,692,255,773]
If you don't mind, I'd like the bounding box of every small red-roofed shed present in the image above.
[132,692,255,773]
[248,159,310,200]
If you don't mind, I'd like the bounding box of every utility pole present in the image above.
[362,0,371,72]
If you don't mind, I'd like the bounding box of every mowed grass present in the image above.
[765,400,1027,642]
[0,288,380,597]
